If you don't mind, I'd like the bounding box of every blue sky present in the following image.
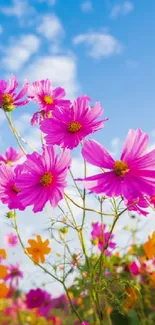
[0,0,155,292]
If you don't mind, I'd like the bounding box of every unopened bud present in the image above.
[3,104,15,112]
[59,227,68,234]
[6,211,15,219]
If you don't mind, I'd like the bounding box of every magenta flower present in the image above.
[26,288,45,309]
[91,222,116,255]
[0,75,29,112]
[79,129,155,201]
[16,145,71,212]
[0,164,24,210]
[81,323,91,325]
[5,263,23,288]
[41,96,107,149]
[4,233,18,247]
[28,79,71,125]
[124,197,149,216]
[39,290,52,317]
[129,261,139,276]
[0,147,24,166]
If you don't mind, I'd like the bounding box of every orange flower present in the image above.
[0,282,9,298]
[26,235,51,264]
[143,231,155,259]
[149,272,155,287]
[0,248,7,261]
[0,265,8,279]
[123,287,138,312]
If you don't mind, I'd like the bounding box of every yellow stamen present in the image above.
[114,160,129,177]
[40,172,53,186]
[43,95,53,104]
[12,186,20,193]
[68,121,81,133]
[1,94,14,112]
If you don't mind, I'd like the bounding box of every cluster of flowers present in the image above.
[0,75,155,216]
[1,226,155,324]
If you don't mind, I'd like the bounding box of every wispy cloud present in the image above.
[0,0,35,19]
[80,1,93,13]
[21,55,79,100]
[0,24,3,33]
[36,14,64,40]
[73,31,123,58]
[110,1,134,19]
[2,34,40,71]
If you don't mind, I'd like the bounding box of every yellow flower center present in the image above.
[1,94,14,112]
[68,121,81,133]
[6,160,12,166]
[43,95,53,104]
[12,185,20,193]
[40,172,53,187]
[114,160,129,177]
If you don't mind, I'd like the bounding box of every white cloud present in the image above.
[0,24,3,33]
[73,32,123,58]
[37,14,64,40]
[21,55,79,99]
[14,113,32,133]
[80,1,93,13]
[110,1,134,19]
[2,34,40,71]
[110,137,122,157]
[0,0,35,19]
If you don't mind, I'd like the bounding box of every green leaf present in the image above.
[111,310,129,325]
[128,310,140,325]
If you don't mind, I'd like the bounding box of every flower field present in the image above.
[0,75,155,324]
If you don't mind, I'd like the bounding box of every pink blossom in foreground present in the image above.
[28,79,71,125]
[39,290,53,317]
[81,323,91,325]
[4,233,18,247]
[0,147,24,166]
[0,75,29,112]
[5,263,23,289]
[26,288,45,309]
[124,197,149,216]
[78,129,155,201]
[16,145,71,212]
[0,164,24,210]
[41,96,107,149]
[129,261,140,276]
[91,222,116,255]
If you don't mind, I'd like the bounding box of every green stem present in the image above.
[14,212,82,323]
[5,112,27,155]
[64,193,114,217]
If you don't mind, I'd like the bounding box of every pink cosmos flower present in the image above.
[78,129,155,201]
[124,197,149,216]
[129,261,139,276]
[0,147,24,167]
[0,75,29,112]
[28,79,71,125]
[40,96,107,149]
[16,145,71,212]
[91,222,116,255]
[26,288,45,309]
[81,323,91,325]
[39,290,52,317]
[4,233,18,247]
[0,164,24,210]
[5,263,23,289]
